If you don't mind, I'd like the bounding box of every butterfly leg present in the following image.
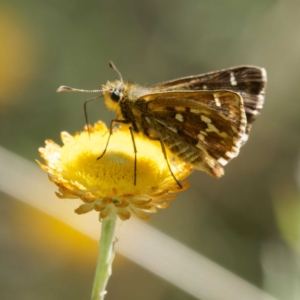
[147,136,182,189]
[97,119,130,160]
[83,96,102,138]
[129,127,137,185]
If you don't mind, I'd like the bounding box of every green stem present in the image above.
[91,212,117,300]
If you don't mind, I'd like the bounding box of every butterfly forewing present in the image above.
[138,90,246,177]
[152,66,266,141]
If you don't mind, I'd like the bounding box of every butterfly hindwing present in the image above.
[137,90,246,177]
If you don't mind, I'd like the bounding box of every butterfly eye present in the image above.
[111,90,121,102]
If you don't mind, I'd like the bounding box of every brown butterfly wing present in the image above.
[151,66,266,141]
[138,90,246,177]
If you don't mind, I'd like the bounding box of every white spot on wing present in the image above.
[201,115,212,124]
[218,131,228,138]
[218,157,228,166]
[175,106,185,112]
[225,150,238,158]
[261,68,267,80]
[197,133,205,141]
[175,113,184,122]
[214,96,221,107]
[190,108,200,114]
[206,123,219,133]
[196,141,206,151]
[206,123,228,138]
[231,125,238,134]
[230,72,237,86]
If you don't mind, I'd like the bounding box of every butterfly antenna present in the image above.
[109,61,123,83]
[56,86,102,93]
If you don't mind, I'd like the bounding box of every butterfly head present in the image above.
[101,79,129,112]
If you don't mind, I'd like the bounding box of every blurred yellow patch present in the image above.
[0,7,37,103]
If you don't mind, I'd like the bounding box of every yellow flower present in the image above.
[37,121,191,221]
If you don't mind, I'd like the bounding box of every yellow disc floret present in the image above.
[37,121,191,220]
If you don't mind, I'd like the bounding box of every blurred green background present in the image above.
[1,0,300,299]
